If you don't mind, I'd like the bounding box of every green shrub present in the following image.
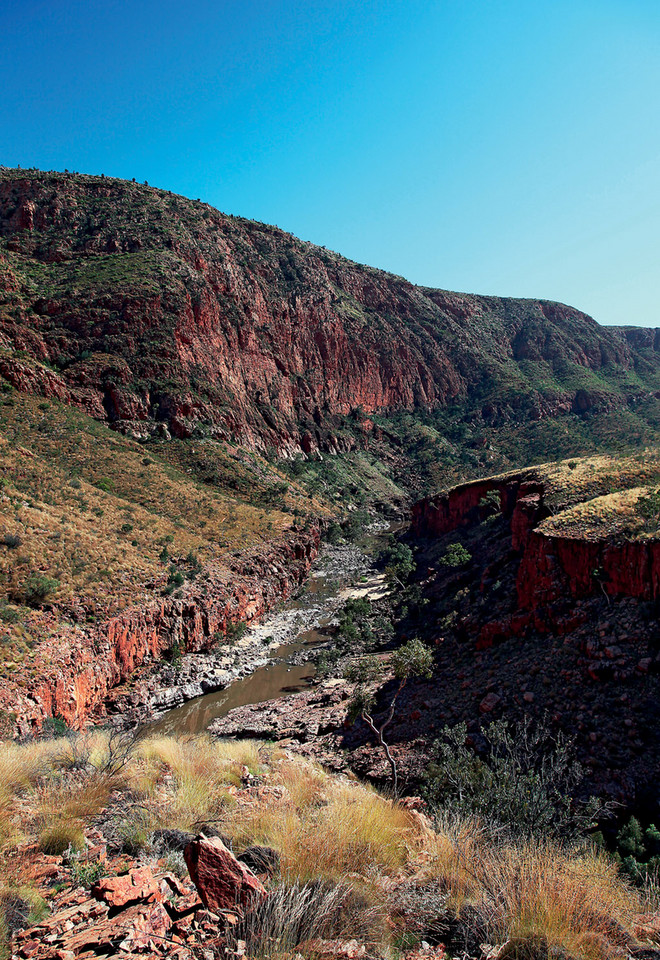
[382,539,414,586]
[425,717,605,841]
[636,487,660,525]
[439,543,472,567]
[343,509,369,541]
[0,605,20,625]
[1,534,22,549]
[94,477,115,493]
[42,715,68,738]
[20,573,60,607]
[612,816,660,883]
[324,522,343,545]
[226,621,248,643]
[478,490,501,515]
[68,855,106,888]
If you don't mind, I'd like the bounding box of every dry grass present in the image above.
[422,818,645,960]
[0,392,318,671]
[445,451,660,534]
[542,451,660,509]
[541,486,658,542]
[0,733,655,960]
[32,774,113,854]
[0,740,61,800]
[140,734,263,785]
[229,879,387,959]
[224,757,420,881]
[133,735,266,832]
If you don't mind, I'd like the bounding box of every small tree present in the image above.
[440,543,472,567]
[382,540,415,589]
[346,638,433,796]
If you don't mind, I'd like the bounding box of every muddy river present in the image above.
[146,523,397,737]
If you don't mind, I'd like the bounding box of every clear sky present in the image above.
[2,0,659,326]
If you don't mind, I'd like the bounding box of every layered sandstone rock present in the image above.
[1,526,321,735]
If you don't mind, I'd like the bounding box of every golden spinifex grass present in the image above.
[0,733,656,960]
[225,760,418,881]
[423,817,645,960]
[0,392,319,676]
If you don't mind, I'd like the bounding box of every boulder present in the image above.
[183,836,266,912]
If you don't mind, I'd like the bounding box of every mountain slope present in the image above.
[1,167,659,463]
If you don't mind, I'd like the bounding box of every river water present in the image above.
[146,524,395,738]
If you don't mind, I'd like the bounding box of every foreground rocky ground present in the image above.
[3,733,660,960]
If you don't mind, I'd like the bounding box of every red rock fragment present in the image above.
[183,836,266,913]
[92,865,162,907]
[479,691,501,714]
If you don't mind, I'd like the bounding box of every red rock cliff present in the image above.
[1,526,320,735]
[1,169,653,454]
[412,476,660,617]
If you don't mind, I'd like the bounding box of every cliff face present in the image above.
[1,527,320,735]
[407,458,660,803]
[412,472,660,615]
[1,169,658,455]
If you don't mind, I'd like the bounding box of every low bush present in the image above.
[426,718,605,842]
[18,573,60,607]
[67,854,106,888]
[1,534,21,549]
[94,477,115,493]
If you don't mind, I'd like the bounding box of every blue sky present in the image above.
[2,0,659,326]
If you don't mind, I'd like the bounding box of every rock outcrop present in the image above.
[405,458,660,803]
[0,526,321,735]
[1,168,658,455]
[412,470,660,615]
[183,837,266,913]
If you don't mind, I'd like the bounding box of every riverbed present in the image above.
[145,524,395,737]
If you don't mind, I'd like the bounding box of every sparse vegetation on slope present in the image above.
[1,167,660,491]
[0,732,656,960]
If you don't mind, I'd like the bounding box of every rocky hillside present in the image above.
[398,453,660,808]
[1,168,659,465]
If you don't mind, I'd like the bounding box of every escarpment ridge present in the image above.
[1,167,659,458]
[412,452,660,614]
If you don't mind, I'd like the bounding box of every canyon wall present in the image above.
[1,170,657,454]
[412,478,660,621]
[1,527,320,735]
